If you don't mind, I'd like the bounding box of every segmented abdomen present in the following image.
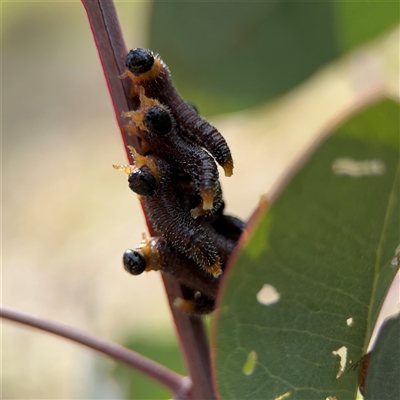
[155,237,219,298]
[143,67,234,175]
[141,159,220,271]
[140,126,220,208]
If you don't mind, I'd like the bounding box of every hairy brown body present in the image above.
[117,48,244,314]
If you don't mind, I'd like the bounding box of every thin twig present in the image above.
[81,1,216,398]
[163,274,215,397]
[0,305,190,400]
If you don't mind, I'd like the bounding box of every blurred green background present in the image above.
[3,1,398,399]
[150,0,398,115]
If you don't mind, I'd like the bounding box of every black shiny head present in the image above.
[123,249,146,275]
[125,48,154,75]
[143,106,172,135]
[128,166,157,196]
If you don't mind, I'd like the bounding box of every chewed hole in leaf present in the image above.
[275,391,291,400]
[332,346,348,379]
[391,244,400,267]
[332,158,385,177]
[346,317,354,326]
[242,350,257,376]
[256,284,280,306]
[325,396,338,400]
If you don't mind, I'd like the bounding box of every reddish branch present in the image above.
[0,305,190,400]
[81,1,215,399]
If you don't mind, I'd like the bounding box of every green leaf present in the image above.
[365,314,400,399]
[335,2,399,52]
[149,1,339,115]
[149,2,397,115]
[212,99,400,399]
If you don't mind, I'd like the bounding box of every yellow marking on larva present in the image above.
[136,233,161,271]
[222,160,234,177]
[112,164,135,175]
[127,146,162,183]
[200,189,215,211]
[122,87,168,133]
[190,204,207,219]
[138,86,164,110]
[133,57,162,83]
[205,262,222,278]
[174,298,195,314]
[122,110,146,131]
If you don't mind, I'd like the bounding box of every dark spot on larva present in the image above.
[143,106,173,136]
[126,48,154,75]
[123,249,146,275]
[128,166,157,196]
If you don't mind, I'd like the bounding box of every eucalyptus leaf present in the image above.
[149,2,397,115]
[213,99,399,399]
[150,1,338,115]
[365,314,400,400]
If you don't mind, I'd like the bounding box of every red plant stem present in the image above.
[82,1,216,398]
[0,305,190,399]
[163,274,215,395]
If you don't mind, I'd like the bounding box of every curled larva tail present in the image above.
[172,137,220,212]
[174,103,234,176]
[198,122,234,177]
